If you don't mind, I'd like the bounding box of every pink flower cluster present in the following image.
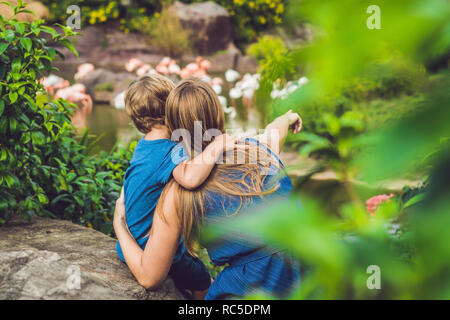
[366,193,394,215]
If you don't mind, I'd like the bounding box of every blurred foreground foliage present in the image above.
[206,0,450,299]
[0,1,134,235]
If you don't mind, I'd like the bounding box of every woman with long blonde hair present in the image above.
[114,78,302,299]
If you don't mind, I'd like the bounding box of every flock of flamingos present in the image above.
[41,56,250,118]
[40,55,311,126]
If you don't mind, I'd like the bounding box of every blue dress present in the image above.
[203,138,301,300]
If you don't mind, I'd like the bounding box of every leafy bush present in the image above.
[42,0,120,26]
[207,0,286,43]
[248,35,297,86]
[246,35,298,123]
[85,1,119,25]
[124,0,288,43]
[0,1,132,235]
[294,112,365,173]
[253,0,438,134]
[42,0,286,44]
[129,6,192,57]
[261,56,429,134]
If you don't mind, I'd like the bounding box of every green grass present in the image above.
[95,82,114,92]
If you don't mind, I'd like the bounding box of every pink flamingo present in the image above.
[55,84,93,110]
[125,58,144,73]
[136,64,154,77]
[180,56,211,79]
[55,84,93,128]
[41,74,69,95]
[156,57,181,76]
[168,59,181,75]
[74,63,95,81]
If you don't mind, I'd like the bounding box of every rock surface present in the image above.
[78,68,135,104]
[53,21,258,74]
[169,1,233,55]
[0,216,184,300]
[0,1,49,22]
[68,23,161,65]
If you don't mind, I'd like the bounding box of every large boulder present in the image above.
[0,1,49,22]
[206,43,259,74]
[78,68,135,104]
[169,1,233,55]
[0,216,184,300]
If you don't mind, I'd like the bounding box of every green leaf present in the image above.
[0,148,7,161]
[4,29,15,42]
[0,100,4,116]
[0,42,8,55]
[55,23,76,37]
[50,193,70,206]
[14,22,25,35]
[9,91,18,103]
[31,24,40,36]
[73,195,84,207]
[324,113,341,136]
[404,193,426,209]
[21,132,31,144]
[16,9,34,15]
[340,111,364,132]
[11,57,21,72]
[20,37,32,52]
[18,112,29,125]
[9,117,17,131]
[66,172,76,182]
[31,131,45,145]
[0,1,14,10]
[40,26,59,39]
[59,39,78,58]
[4,173,18,188]
[46,47,55,60]
[0,116,7,134]
[37,193,49,205]
[300,141,332,156]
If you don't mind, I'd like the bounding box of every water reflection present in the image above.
[72,102,93,129]
[86,104,141,152]
[82,103,262,153]
[83,103,264,152]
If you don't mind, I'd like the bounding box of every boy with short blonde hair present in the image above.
[125,74,174,134]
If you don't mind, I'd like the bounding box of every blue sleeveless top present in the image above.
[202,138,301,299]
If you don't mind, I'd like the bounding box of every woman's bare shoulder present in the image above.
[155,182,180,226]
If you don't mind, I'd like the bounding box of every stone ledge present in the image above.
[0,216,184,300]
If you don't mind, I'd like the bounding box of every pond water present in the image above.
[85,102,262,153]
[86,104,142,153]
